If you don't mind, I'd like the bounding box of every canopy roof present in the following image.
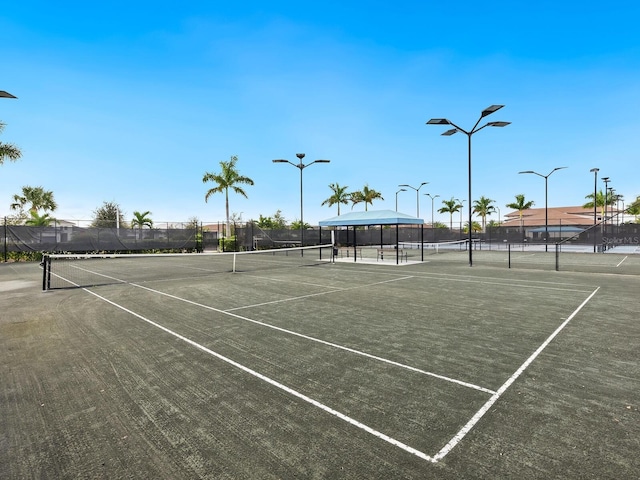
[319,210,424,227]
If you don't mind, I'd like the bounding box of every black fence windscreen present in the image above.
[5,225,198,253]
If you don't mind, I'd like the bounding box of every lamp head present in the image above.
[426,118,451,125]
[295,153,305,160]
[0,91,17,98]
[481,105,504,117]
[272,159,288,163]
[486,121,510,127]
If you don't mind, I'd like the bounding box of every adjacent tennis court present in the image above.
[1,249,639,479]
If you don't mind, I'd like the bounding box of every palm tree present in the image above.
[463,221,483,233]
[438,197,462,230]
[473,196,496,232]
[350,185,383,211]
[321,183,350,216]
[131,211,153,240]
[0,122,21,165]
[506,194,535,232]
[10,186,57,215]
[583,189,612,221]
[25,211,54,226]
[203,155,254,238]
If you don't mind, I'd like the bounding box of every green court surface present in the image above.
[1,254,638,479]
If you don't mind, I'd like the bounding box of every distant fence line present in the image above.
[3,217,639,261]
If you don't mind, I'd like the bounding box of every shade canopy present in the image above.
[319,210,424,227]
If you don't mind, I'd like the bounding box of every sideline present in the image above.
[80,286,436,463]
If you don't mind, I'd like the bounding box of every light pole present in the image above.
[399,182,428,218]
[590,168,599,252]
[273,153,330,250]
[602,177,610,241]
[518,167,567,252]
[395,188,406,211]
[427,105,510,266]
[455,199,466,238]
[424,193,440,227]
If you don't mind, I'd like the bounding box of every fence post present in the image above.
[3,217,6,262]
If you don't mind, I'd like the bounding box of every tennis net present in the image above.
[398,239,470,254]
[42,244,334,290]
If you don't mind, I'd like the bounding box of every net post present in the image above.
[555,243,559,271]
[42,255,50,291]
[508,243,511,268]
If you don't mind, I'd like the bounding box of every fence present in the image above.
[4,217,639,261]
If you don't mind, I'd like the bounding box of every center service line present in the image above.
[81,287,435,463]
[132,282,495,395]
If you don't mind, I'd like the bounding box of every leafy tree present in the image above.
[627,195,640,222]
[10,186,57,215]
[350,184,383,211]
[473,196,496,232]
[131,210,153,239]
[0,122,21,165]
[256,210,287,229]
[25,210,54,226]
[186,216,200,230]
[506,194,534,232]
[91,201,126,228]
[290,219,311,230]
[438,197,462,230]
[203,155,254,238]
[321,183,350,216]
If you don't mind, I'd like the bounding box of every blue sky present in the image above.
[1,1,639,225]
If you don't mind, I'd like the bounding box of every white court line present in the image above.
[431,286,600,462]
[132,282,496,395]
[225,275,414,312]
[616,256,628,267]
[80,287,435,463]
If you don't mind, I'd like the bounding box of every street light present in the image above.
[273,154,330,250]
[427,105,510,266]
[395,188,406,211]
[399,182,428,218]
[590,168,599,252]
[518,167,567,252]
[424,193,440,227]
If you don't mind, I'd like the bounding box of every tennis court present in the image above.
[1,247,639,479]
